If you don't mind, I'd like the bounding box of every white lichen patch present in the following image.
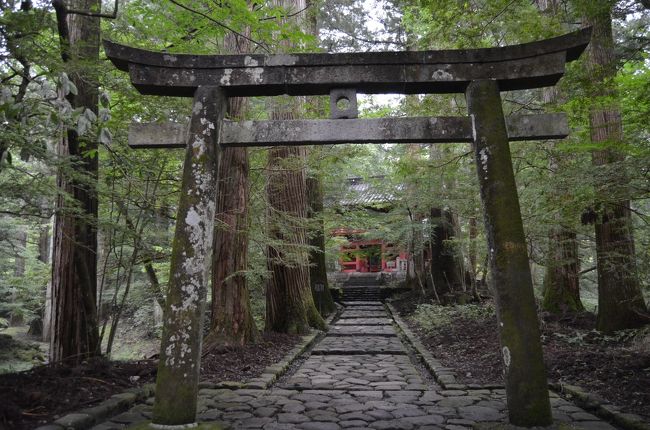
[432,69,454,80]
[191,136,206,157]
[502,346,511,368]
[479,147,490,173]
[248,67,264,84]
[220,69,233,85]
[199,118,215,136]
[163,54,178,63]
[266,54,298,66]
[192,101,204,115]
[470,114,477,142]
[244,56,259,67]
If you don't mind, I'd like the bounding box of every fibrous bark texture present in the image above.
[265,137,326,333]
[543,227,583,313]
[429,208,465,299]
[50,0,100,365]
[208,31,259,348]
[264,0,325,334]
[307,173,336,316]
[584,3,649,332]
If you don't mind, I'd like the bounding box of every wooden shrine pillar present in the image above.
[152,86,226,426]
[466,80,552,427]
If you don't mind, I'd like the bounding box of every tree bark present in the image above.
[407,210,426,294]
[13,230,26,277]
[307,173,336,316]
[37,225,50,264]
[543,227,583,313]
[583,2,650,332]
[264,0,325,334]
[536,0,584,315]
[265,140,326,333]
[206,29,259,348]
[50,0,100,365]
[429,207,465,299]
[208,98,259,347]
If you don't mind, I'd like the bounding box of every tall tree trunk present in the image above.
[205,28,259,347]
[307,173,336,316]
[543,227,583,312]
[583,2,649,332]
[468,216,480,299]
[50,0,100,365]
[37,225,50,264]
[208,101,259,347]
[265,140,326,333]
[407,210,426,294]
[13,230,26,277]
[264,0,325,334]
[537,0,584,314]
[429,207,464,299]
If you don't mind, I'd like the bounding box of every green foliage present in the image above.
[410,302,495,333]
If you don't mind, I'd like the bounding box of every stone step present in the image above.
[339,311,389,319]
[341,301,383,306]
[312,336,406,355]
[328,325,397,337]
[282,354,425,391]
[334,318,393,326]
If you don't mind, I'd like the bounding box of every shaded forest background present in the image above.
[0,0,649,369]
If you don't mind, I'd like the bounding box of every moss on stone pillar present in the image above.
[466,79,552,427]
[152,86,226,426]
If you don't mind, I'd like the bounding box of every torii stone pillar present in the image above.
[152,86,226,427]
[466,79,552,426]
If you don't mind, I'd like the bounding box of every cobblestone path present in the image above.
[94,301,618,430]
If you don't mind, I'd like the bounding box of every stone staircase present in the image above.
[341,285,382,302]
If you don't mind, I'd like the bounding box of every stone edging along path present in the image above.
[35,309,341,430]
[38,300,644,430]
[386,301,650,430]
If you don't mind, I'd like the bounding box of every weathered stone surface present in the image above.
[152,86,226,426]
[130,114,570,149]
[82,286,617,430]
[298,422,341,430]
[459,406,504,422]
[467,78,552,427]
[53,413,95,428]
[328,325,396,336]
[334,318,392,326]
[312,336,405,355]
[105,29,590,97]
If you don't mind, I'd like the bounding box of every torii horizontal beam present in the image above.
[104,28,590,97]
[128,113,569,148]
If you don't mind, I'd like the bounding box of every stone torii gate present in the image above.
[104,28,590,429]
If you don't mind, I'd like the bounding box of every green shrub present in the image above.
[409,302,495,333]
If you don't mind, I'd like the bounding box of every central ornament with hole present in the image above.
[330,88,358,119]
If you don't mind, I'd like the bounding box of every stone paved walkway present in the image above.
[92,300,618,430]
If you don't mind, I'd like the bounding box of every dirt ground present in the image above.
[0,332,299,430]
[392,292,650,420]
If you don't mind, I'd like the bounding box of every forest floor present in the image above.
[0,331,299,430]
[392,292,650,420]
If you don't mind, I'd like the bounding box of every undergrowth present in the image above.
[409,301,496,333]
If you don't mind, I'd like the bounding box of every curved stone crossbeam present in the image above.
[104,28,591,97]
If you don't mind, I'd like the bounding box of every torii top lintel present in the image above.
[104,28,591,98]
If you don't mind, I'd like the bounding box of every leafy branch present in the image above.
[167,0,270,53]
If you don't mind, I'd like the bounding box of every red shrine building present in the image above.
[331,178,410,275]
